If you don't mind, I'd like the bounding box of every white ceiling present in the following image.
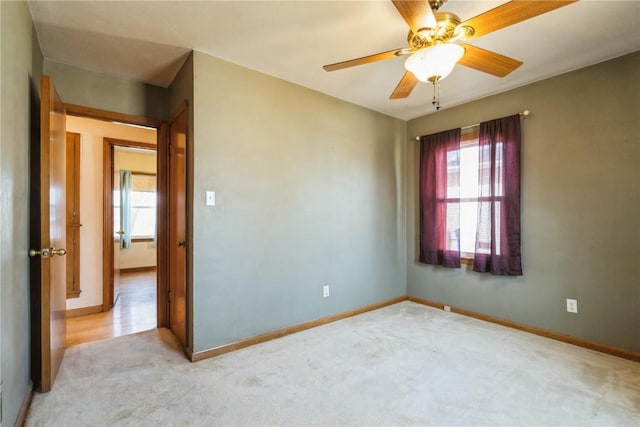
[28,1,640,120]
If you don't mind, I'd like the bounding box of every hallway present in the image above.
[66,270,157,346]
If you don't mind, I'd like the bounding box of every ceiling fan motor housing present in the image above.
[409,12,473,49]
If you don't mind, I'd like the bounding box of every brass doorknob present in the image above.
[116,230,125,235]
[29,248,51,258]
[50,247,67,256]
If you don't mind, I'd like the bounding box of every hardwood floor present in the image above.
[66,270,157,346]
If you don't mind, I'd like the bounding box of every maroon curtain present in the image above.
[473,114,522,275]
[419,128,461,268]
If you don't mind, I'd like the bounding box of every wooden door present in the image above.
[168,103,188,347]
[30,75,67,392]
[112,153,121,306]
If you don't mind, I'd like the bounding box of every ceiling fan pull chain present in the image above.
[432,81,441,111]
[431,82,437,106]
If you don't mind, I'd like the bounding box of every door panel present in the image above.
[113,153,121,306]
[33,75,67,392]
[65,132,81,298]
[168,103,188,347]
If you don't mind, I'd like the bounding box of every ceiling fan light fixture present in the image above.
[404,43,464,83]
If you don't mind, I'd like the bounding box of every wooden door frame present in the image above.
[103,138,157,312]
[167,101,189,348]
[64,104,169,328]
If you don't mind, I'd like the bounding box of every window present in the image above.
[419,114,522,275]
[114,172,157,242]
[445,128,505,260]
[129,173,157,239]
[444,129,480,260]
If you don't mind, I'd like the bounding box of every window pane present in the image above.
[131,190,155,207]
[114,207,120,233]
[447,141,480,257]
[445,202,459,251]
[459,145,479,198]
[460,201,477,254]
[131,207,156,237]
[446,150,460,198]
[476,201,491,254]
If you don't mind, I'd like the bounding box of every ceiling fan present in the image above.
[323,0,577,103]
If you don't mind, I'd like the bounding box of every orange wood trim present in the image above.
[65,305,103,318]
[460,128,479,145]
[67,289,81,299]
[168,100,188,125]
[120,266,157,273]
[39,75,53,392]
[406,296,443,310]
[102,140,113,312]
[156,123,169,328]
[15,381,34,427]
[407,296,640,363]
[167,101,189,349]
[190,296,407,362]
[65,133,82,299]
[64,103,162,128]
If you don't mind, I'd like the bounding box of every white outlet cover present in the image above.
[566,298,578,313]
[206,191,216,206]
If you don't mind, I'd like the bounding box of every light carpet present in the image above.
[26,301,640,426]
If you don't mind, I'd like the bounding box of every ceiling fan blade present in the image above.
[390,71,418,99]
[458,44,523,77]
[392,0,437,34]
[460,0,577,41]
[323,49,403,72]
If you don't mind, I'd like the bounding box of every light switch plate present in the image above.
[206,191,216,206]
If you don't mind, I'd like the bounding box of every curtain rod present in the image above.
[414,110,530,141]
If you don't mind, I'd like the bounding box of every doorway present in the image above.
[64,117,160,346]
[32,79,189,391]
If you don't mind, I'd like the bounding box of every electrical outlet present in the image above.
[323,285,330,298]
[566,298,578,314]
[443,305,451,312]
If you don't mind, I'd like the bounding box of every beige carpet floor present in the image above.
[26,301,639,426]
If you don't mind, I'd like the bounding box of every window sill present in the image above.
[461,257,474,265]
[132,237,155,243]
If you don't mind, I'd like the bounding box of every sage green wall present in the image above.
[168,52,193,116]
[191,51,406,352]
[43,59,169,121]
[406,52,640,352]
[0,1,43,425]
